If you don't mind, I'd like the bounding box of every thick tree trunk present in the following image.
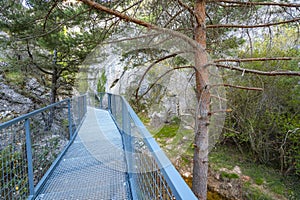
[192,0,210,200]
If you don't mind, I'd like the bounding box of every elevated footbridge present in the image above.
[0,93,196,200]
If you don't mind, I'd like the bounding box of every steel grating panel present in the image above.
[35,108,131,200]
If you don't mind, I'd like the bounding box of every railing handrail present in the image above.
[100,92,197,200]
[0,94,86,129]
[0,94,87,200]
[0,99,68,129]
[0,94,85,130]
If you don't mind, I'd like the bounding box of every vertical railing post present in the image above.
[79,96,83,120]
[77,97,80,125]
[84,94,87,114]
[108,93,112,113]
[25,118,35,198]
[122,98,136,199]
[68,99,73,139]
[100,93,103,109]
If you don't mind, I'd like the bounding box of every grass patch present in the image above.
[254,178,264,185]
[220,171,239,179]
[137,112,150,124]
[243,184,273,200]
[153,124,179,139]
[210,145,300,199]
[5,71,25,86]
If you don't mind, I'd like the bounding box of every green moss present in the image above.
[5,71,25,86]
[254,178,264,185]
[154,124,179,139]
[220,171,239,179]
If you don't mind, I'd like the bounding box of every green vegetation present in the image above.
[220,171,239,179]
[97,71,107,93]
[243,184,274,200]
[146,115,300,199]
[141,107,300,199]
[210,145,300,199]
[153,123,179,139]
[4,71,25,86]
[0,145,28,199]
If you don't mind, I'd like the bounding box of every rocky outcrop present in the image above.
[0,75,50,122]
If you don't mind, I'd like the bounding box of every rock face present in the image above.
[0,76,49,122]
[82,43,197,130]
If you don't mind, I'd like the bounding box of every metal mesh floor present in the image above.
[36,108,131,200]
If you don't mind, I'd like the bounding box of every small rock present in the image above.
[233,166,242,175]
[242,175,251,182]
[183,172,191,178]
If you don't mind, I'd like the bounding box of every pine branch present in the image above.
[207,18,300,29]
[216,63,300,76]
[80,0,154,28]
[17,8,92,40]
[210,0,300,8]
[79,0,203,51]
[214,57,297,63]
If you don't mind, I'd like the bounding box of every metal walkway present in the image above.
[1,93,197,200]
[36,107,131,199]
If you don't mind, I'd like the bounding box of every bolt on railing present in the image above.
[0,95,87,200]
[96,93,197,200]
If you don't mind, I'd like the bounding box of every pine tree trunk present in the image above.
[192,1,210,200]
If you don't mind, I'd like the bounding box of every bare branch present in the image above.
[176,0,194,16]
[211,94,228,102]
[208,108,232,116]
[164,9,185,28]
[210,82,263,91]
[43,0,60,31]
[175,0,200,25]
[214,57,297,63]
[137,65,195,101]
[216,63,300,76]
[135,52,183,100]
[210,0,300,8]
[26,42,53,75]
[220,84,263,91]
[207,18,300,29]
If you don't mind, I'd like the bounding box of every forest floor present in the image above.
[141,115,300,200]
[175,144,300,200]
[189,145,299,200]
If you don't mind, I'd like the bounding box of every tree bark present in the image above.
[192,0,210,200]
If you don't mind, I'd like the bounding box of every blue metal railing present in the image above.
[96,93,197,200]
[0,95,87,200]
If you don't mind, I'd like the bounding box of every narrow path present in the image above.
[36,107,131,199]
